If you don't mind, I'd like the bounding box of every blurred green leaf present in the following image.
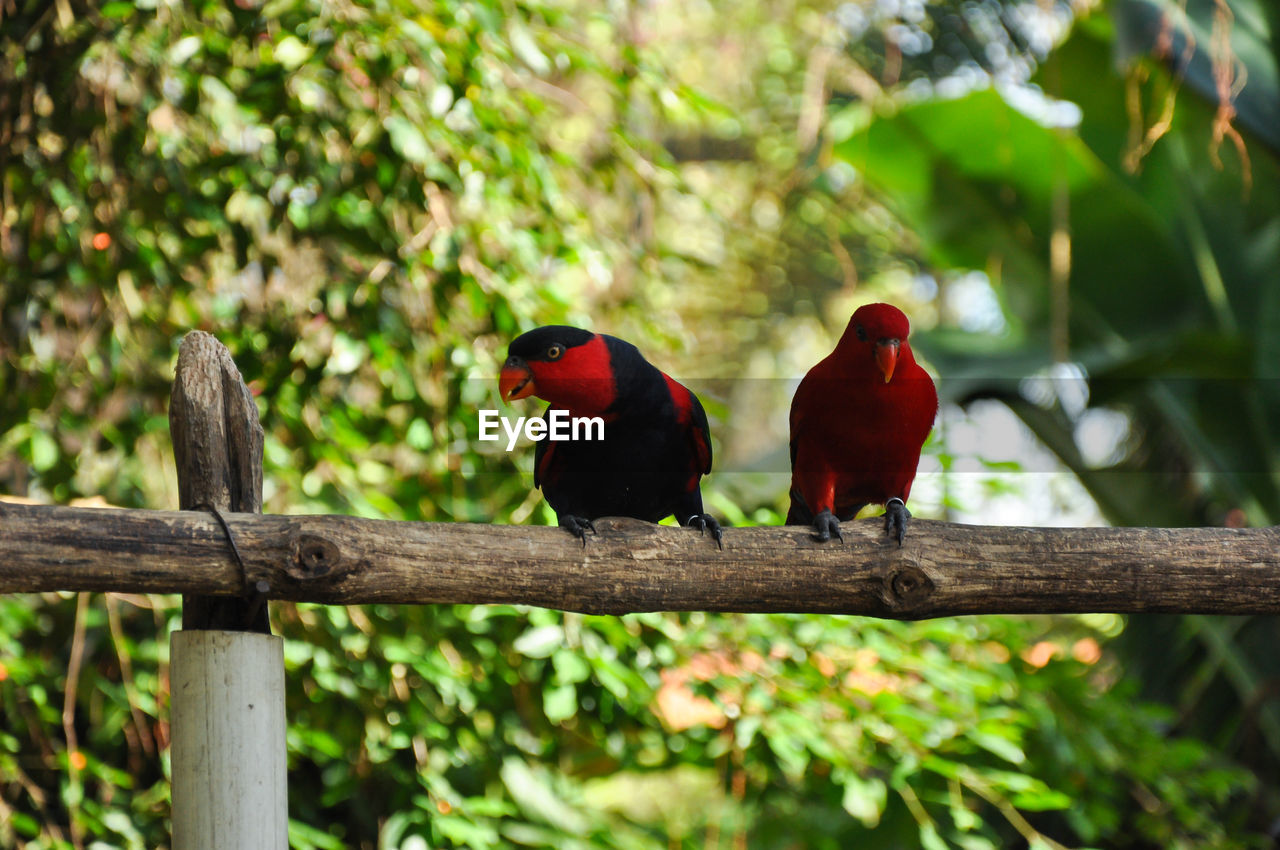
[840,772,887,828]
[514,624,564,658]
[500,757,590,836]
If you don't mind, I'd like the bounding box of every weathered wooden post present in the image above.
[168,331,286,849]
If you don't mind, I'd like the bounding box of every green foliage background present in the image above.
[2,0,1278,847]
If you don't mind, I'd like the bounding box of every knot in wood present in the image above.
[884,563,934,612]
[292,534,341,578]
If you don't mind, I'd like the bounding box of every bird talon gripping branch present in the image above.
[786,304,937,546]
[560,515,596,547]
[812,509,844,543]
[500,326,722,548]
[884,497,911,547]
[686,514,724,550]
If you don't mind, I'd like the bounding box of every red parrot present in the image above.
[787,303,937,544]
[499,325,721,547]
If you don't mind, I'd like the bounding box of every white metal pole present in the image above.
[170,629,287,850]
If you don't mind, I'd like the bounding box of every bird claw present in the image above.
[884,498,911,546]
[686,514,724,550]
[812,509,843,543]
[560,515,597,547]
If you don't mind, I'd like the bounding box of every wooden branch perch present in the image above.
[2,501,1277,618]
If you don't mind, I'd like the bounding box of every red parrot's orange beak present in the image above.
[500,363,536,401]
[875,340,899,384]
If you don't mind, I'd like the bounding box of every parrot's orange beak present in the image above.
[875,340,899,384]
[500,362,536,401]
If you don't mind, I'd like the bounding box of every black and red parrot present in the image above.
[499,326,722,547]
[787,303,937,544]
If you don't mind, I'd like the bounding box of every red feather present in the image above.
[663,372,712,486]
[787,303,937,534]
[528,334,617,416]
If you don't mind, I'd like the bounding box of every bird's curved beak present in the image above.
[500,358,536,401]
[875,340,899,384]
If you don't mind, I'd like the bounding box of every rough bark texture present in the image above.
[2,501,1278,618]
[169,331,268,631]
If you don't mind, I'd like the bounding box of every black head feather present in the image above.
[506,326,596,364]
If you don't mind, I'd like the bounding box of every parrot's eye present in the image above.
[546,344,564,360]
[855,325,868,342]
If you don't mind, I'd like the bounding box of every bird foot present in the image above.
[884,498,911,546]
[812,509,843,543]
[685,514,724,550]
[559,515,596,547]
